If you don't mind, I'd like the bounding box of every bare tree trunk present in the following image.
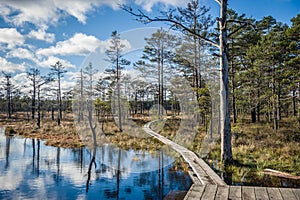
[78,69,84,123]
[257,90,261,122]
[161,47,164,116]
[32,80,36,119]
[57,92,61,126]
[58,72,62,124]
[277,83,281,121]
[298,80,300,127]
[6,86,11,119]
[194,34,199,102]
[272,60,278,131]
[37,86,41,129]
[4,74,12,119]
[158,43,162,116]
[230,39,237,124]
[51,106,54,121]
[219,0,232,165]
[116,53,123,131]
[293,89,296,116]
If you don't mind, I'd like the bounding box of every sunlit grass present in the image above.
[156,116,300,185]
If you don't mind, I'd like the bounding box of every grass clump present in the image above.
[155,116,300,186]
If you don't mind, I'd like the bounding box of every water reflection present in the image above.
[0,127,192,199]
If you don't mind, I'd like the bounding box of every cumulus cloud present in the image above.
[39,56,76,69]
[12,73,31,94]
[0,28,24,48]
[6,48,37,63]
[134,0,185,12]
[0,0,126,28]
[28,28,55,43]
[0,0,184,29]
[0,57,26,73]
[37,33,132,57]
[37,33,102,56]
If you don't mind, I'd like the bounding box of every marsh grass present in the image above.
[156,117,300,186]
[0,115,85,148]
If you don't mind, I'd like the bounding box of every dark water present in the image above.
[0,127,192,199]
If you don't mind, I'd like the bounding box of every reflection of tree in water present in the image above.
[5,136,11,169]
[131,149,193,199]
[131,150,165,199]
[37,140,40,175]
[0,130,194,199]
[86,98,98,192]
[86,147,96,192]
[168,171,192,190]
[56,147,60,181]
[32,139,35,172]
[70,148,84,173]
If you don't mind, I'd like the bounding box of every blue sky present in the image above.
[0,0,299,92]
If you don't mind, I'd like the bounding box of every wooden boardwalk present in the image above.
[184,184,300,200]
[143,121,300,200]
[144,121,226,186]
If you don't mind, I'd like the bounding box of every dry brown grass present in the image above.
[0,113,84,148]
[154,116,300,185]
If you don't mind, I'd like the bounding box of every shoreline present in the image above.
[1,118,85,149]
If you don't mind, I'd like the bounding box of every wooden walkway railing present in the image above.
[143,121,300,200]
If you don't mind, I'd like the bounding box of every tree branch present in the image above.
[228,21,256,38]
[121,5,220,48]
[214,0,221,5]
[228,23,248,38]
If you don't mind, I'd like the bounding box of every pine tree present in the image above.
[1,72,13,119]
[105,31,130,131]
[134,28,178,116]
[50,61,67,126]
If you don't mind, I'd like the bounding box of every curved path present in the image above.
[143,120,226,186]
[143,121,300,200]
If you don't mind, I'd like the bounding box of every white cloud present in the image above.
[6,48,37,63]
[37,33,102,56]
[65,71,81,81]
[96,38,132,54]
[61,80,76,92]
[0,28,24,48]
[134,0,185,12]
[28,28,55,43]
[0,57,26,73]
[0,0,126,28]
[0,0,185,30]
[39,56,76,69]
[12,73,31,94]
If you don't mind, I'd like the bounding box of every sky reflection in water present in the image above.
[0,127,192,199]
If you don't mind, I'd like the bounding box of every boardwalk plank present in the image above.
[201,184,217,200]
[242,186,255,200]
[184,185,205,200]
[292,189,300,200]
[183,185,300,200]
[255,187,269,200]
[279,188,297,200]
[267,188,283,200]
[215,186,229,200]
[229,186,242,200]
